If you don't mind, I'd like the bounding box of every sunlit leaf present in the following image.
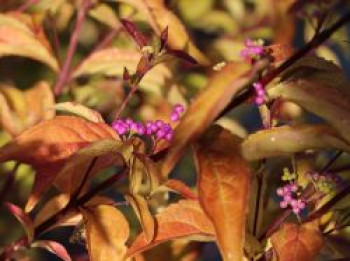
[126,200,215,257]
[89,3,120,29]
[271,222,323,261]
[268,79,350,144]
[33,194,81,231]
[124,194,155,243]
[31,240,72,261]
[116,0,210,65]
[0,13,58,71]
[241,124,350,161]
[5,202,34,243]
[0,116,118,212]
[73,48,171,88]
[81,205,130,261]
[162,61,266,177]
[55,102,105,123]
[194,126,251,261]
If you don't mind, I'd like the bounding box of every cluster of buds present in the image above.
[112,104,185,142]
[253,82,266,106]
[240,39,266,63]
[276,168,306,214]
[306,171,340,194]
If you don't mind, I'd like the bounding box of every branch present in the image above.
[54,0,91,96]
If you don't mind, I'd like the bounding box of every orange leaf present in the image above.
[161,61,263,177]
[160,179,198,200]
[194,126,251,261]
[271,222,324,261]
[81,205,130,261]
[0,116,118,212]
[126,199,215,257]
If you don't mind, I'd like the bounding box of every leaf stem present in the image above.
[54,0,91,97]
[115,84,138,119]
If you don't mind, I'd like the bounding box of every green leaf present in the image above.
[242,124,350,161]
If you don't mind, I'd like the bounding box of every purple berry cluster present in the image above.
[277,183,306,214]
[112,104,185,142]
[253,82,266,106]
[240,39,266,63]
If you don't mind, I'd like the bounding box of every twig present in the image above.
[54,0,91,96]
[114,84,138,119]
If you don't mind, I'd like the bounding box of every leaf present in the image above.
[268,79,350,144]
[0,116,118,212]
[0,13,58,71]
[126,200,215,257]
[89,3,120,29]
[81,205,130,261]
[121,19,148,47]
[193,126,251,261]
[124,194,155,243]
[5,202,34,243]
[156,179,198,200]
[117,0,209,65]
[161,61,266,177]
[241,124,350,161]
[271,222,323,261]
[73,48,171,88]
[31,240,72,261]
[34,194,82,231]
[54,139,128,197]
[55,102,105,123]
[0,81,55,136]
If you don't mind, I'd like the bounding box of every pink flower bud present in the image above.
[280,201,288,208]
[170,112,180,122]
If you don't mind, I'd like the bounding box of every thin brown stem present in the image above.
[54,0,91,96]
[114,84,138,119]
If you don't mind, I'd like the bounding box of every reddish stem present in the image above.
[54,0,91,96]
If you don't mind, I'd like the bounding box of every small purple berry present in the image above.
[156,129,166,139]
[280,201,288,208]
[170,112,180,122]
[165,132,173,141]
[125,118,134,126]
[150,123,158,132]
[277,187,284,196]
[155,120,165,128]
[290,183,298,192]
[255,96,265,105]
[292,207,301,214]
[174,104,185,114]
[284,194,292,203]
[136,123,146,135]
[130,122,138,131]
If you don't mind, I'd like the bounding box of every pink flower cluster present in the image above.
[240,39,266,63]
[277,183,306,214]
[112,104,185,142]
[253,82,266,105]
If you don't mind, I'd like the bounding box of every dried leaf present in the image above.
[0,116,118,212]
[31,240,72,261]
[5,202,34,243]
[0,13,58,71]
[55,102,105,123]
[241,124,350,161]
[126,200,215,257]
[124,194,155,243]
[271,222,323,261]
[81,205,130,261]
[268,79,350,144]
[161,61,264,177]
[194,126,251,261]
[121,19,148,47]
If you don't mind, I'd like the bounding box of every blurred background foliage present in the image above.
[1,0,350,260]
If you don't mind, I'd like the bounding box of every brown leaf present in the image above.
[81,205,130,261]
[126,199,215,257]
[271,222,323,261]
[161,61,263,177]
[194,126,251,261]
[31,240,72,261]
[124,194,155,243]
[0,116,118,212]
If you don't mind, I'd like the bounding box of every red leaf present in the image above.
[0,116,118,212]
[126,200,215,257]
[121,19,148,48]
[5,202,34,243]
[166,48,198,64]
[32,240,72,261]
